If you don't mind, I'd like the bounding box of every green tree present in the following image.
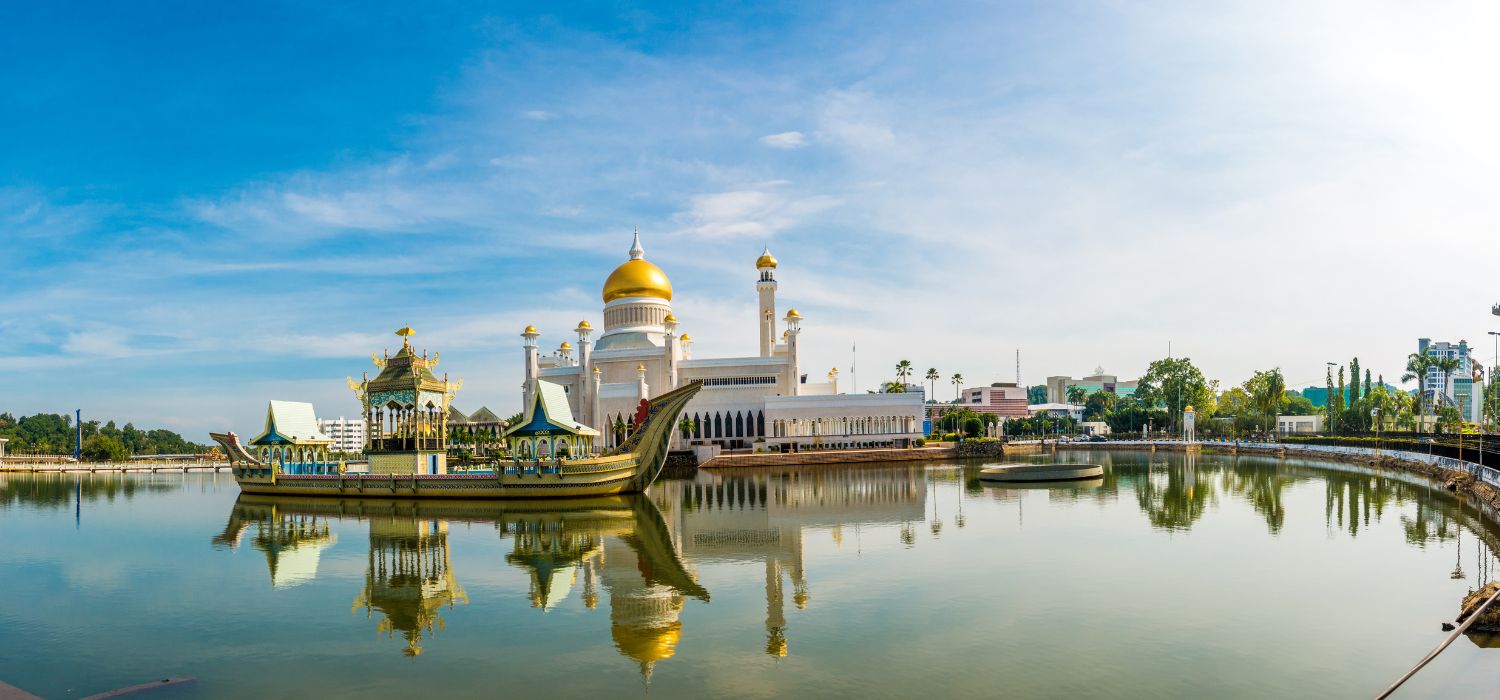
[1134,357,1215,433]
[1434,356,1461,411]
[1065,386,1088,405]
[925,368,940,400]
[1243,368,1287,434]
[80,434,128,462]
[881,381,907,393]
[1349,358,1361,404]
[951,373,964,402]
[1027,385,1047,404]
[895,360,913,389]
[1401,352,1434,432]
[1083,390,1116,421]
[678,417,695,441]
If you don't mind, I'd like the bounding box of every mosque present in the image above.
[522,231,924,453]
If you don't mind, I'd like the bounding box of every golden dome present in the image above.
[576,320,592,330]
[602,230,672,303]
[636,363,647,371]
[785,308,801,319]
[523,325,538,335]
[679,334,692,343]
[560,342,572,350]
[603,259,673,303]
[756,245,778,269]
[663,313,677,324]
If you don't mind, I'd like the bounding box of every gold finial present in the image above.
[593,366,601,375]
[396,326,415,347]
[637,363,646,372]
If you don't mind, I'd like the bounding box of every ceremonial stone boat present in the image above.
[211,380,702,500]
[978,462,1104,482]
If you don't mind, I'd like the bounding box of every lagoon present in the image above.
[2,451,1498,698]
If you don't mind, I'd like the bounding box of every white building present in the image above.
[1276,415,1324,435]
[1418,338,1484,422]
[520,232,925,452]
[316,416,367,454]
[1028,403,1085,421]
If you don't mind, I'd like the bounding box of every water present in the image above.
[3,450,1499,698]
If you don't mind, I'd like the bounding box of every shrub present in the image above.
[914,438,926,447]
[81,434,128,462]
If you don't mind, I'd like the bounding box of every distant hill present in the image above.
[0,412,210,456]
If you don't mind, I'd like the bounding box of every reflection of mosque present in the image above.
[212,467,930,678]
[652,464,927,657]
[352,518,468,656]
[214,504,338,588]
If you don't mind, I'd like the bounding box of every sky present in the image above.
[2,1,1498,439]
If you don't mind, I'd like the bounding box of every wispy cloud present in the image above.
[759,131,807,149]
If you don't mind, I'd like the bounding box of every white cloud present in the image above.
[675,187,839,239]
[759,131,807,149]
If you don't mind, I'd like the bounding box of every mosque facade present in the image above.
[522,232,924,452]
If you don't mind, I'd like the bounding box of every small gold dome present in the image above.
[785,308,801,319]
[1185,405,1195,412]
[636,363,647,371]
[560,342,573,350]
[593,366,601,374]
[523,325,539,335]
[679,334,692,343]
[576,320,592,330]
[664,313,678,324]
[756,245,778,269]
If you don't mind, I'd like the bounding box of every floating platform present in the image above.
[978,463,1103,482]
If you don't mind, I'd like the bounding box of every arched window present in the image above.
[714,413,723,438]
[757,411,765,436]
[735,412,745,438]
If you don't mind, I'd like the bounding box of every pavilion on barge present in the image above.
[249,400,336,475]
[501,380,600,461]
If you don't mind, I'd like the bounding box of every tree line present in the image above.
[0,412,210,461]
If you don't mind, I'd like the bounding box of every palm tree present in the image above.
[678,416,695,441]
[1066,386,1088,405]
[951,373,964,402]
[1402,352,1435,432]
[895,360,913,391]
[882,381,907,393]
[1434,355,1462,416]
[925,368,940,400]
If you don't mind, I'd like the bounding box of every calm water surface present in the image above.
[4,450,1500,698]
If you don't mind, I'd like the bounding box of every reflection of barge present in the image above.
[211,328,701,499]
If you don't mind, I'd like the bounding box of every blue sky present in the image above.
[3,1,1498,438]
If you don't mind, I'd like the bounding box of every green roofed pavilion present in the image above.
[502,380,600,461]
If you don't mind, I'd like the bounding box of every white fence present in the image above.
[1080,440,1500,490]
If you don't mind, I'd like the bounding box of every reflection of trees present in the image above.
[0,473,179,509]
[1134,454,1216,531]
[1219,459,1298,535]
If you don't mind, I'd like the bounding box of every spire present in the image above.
[629,227,645,260]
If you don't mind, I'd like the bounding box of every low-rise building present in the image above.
[1276,415,1325,435]
[943,383,1030,420]
[1028,403,1085,421]
[1046,367,1138,403]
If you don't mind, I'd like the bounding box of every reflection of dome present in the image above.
[603,260,673,303]
[612,620,682,664]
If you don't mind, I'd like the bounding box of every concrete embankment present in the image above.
[0,461,230,473]
[700,440,1021,468]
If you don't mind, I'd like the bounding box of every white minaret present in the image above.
[576,320,594,425]
[756,245,778,358]
[636,363,650,403]
[784,309,802,396]
[591,366,603,444]
[664,313,680,389]
[522,324,540,408]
